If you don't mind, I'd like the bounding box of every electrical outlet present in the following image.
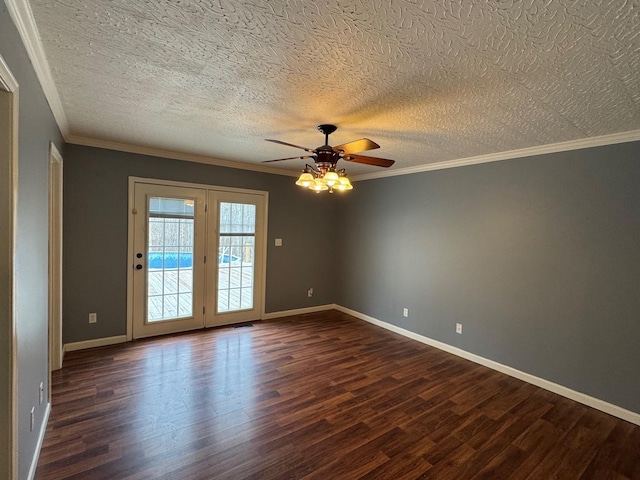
[307,288,313,297]
[274,238,283,247]
[89,312,97,324]
[403,308,408,317]
[39,382,43,405]
[30,407,35,432]
[456,323,463,334]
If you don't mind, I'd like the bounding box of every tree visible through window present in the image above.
[147,197,195,321]
[217,202,256,312]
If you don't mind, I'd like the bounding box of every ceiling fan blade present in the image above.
[265,139,315,152]
[333,138,380,155]
[343,154,395,168]
[261,155,314,163]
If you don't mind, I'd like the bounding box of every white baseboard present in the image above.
[57,306,640,426]
[27,401,50,480]
[262,304,336,321]
[63,335,128,353]
[63,308,338,351]
[334,305,640,427]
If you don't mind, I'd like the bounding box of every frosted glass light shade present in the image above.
[323,171,339,186]
[309,179,329,191]
[335,176,353,190]
[295,172,315,187]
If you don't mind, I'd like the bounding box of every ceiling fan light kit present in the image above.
[295,164,353,193]
[264,124,394,193]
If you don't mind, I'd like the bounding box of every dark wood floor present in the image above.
[36,310,640,479]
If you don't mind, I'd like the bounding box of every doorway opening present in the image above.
[0,54,19,480]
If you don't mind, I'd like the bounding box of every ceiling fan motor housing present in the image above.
[315,146,340,170]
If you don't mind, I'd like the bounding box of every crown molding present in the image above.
[69,128,640,183]
[67,134,299,177]
[352,129,640,182]
[5,0,70,137]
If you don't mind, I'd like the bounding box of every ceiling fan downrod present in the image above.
[317,124,337,146]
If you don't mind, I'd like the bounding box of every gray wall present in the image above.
[1,5,65,479]
[62,145,339,343]
[337,141,640,414]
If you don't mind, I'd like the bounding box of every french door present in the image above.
[205,191,265,327]
[130,180,266,339]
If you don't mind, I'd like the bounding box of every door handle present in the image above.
[136,264,143,270]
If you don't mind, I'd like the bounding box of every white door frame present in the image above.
[48,142,63,371]
[0,54,19,480]
[126,177,269,340]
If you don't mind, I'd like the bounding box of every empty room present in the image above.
[1,1,639,479]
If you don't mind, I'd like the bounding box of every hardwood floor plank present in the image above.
[299,440,390,480]
[470,444,528,480]
[36,310,640,479]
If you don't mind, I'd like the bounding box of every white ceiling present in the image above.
[21,0,640,177]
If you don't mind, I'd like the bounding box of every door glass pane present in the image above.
[147,197,194,322]
[217,202,256,313]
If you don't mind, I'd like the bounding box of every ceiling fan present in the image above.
[262,124,395,193]
[263,124,395,169]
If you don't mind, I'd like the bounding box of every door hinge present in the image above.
[205,204,208,212]
[132,208,137,215]
[204,255,207,264]
[203,306,205,314]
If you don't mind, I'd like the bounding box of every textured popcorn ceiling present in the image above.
[28,0,640,176]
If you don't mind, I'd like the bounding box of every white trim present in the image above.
[0,56,19,480]
[26,402,50,480]
[260,200,270,322]
[4,0,70,137]
[63,335,128,353]
[47,305,640,425]
[262,304,336,321]
[0,56,19,91]
[69,135,298,177]
[352,129,640,181]
[71,129,640,184]
[335,305,640,427]
[128,176,270,197]
[48,143,63,372]
[126,178,136,341]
